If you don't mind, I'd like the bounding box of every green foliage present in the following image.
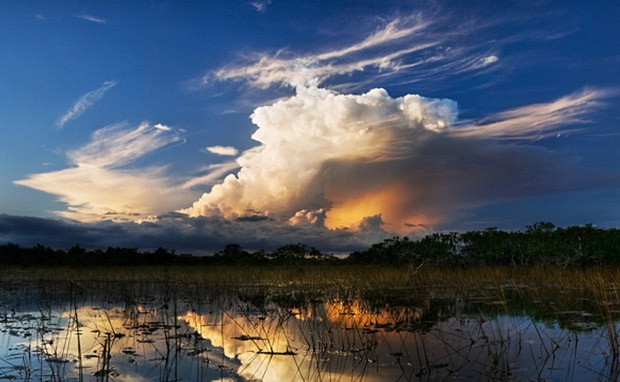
[1,222,619,267]
[212,244,267,265]
[269,243,334,265]
[348,222,620,267]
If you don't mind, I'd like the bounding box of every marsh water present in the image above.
[1,268,619,381]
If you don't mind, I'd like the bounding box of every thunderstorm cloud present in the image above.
[12,13,619,250]
[183,86,611,233]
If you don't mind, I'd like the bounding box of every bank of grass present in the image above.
[3,265,619,324]
[5,266,620,381]
[1,264,410,287]
[2,264,620,292]
[3,265,620,347]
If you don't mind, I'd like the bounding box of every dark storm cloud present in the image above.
[0,214,384,253]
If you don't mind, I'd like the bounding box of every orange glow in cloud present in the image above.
[324,182,433,234]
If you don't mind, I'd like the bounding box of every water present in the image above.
[0,278,618,381]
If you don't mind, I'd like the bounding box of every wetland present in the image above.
[1,266,620,381]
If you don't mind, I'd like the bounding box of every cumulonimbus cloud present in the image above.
[182,86,456,222]
[57,80,117,128]
[183,13,616,235]
[182,85,612,234]
[17,14,614,245]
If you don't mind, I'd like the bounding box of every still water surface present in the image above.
[0,279,618,381]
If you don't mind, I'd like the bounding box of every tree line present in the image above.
[1,222,619,267]
[0,242,333,267]
[348,222,620,267]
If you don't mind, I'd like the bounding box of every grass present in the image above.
[2,265,620,381]
[3,263,620,288]
[4,264,620,331]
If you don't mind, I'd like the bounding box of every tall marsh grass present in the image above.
[2,265,620,381]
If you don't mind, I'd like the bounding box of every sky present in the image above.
[1,0,620,253]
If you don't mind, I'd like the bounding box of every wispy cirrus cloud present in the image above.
[250,0,271,13]
[452,88,609,140]
[66,121,179,167]
[205,10,582,96]
[206,15,505,91]
[77,14,107,24]
[181,162,240,190]
[210,17,436,89]
[15,122,196,222]
[57,80,118,128]
[480,55,498,66]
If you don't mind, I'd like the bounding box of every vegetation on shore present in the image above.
[1,222,619,267]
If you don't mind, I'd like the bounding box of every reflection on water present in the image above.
[0,282,619,381]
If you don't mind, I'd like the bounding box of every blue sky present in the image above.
[1,0,619,252]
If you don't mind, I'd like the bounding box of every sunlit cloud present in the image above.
[211,17,440,89]
[57,80,117,128]
[182,86,455,222]
[181,162,239,189]
[481,55,498,66]
[154,123,172,131]
[179,13,620,236]
[288,208,326,227]
[15,13,615,247]
[183,84,613,234]
[66,121,179,167]
[206,145,239,156]
[452,88,607,140]
[15,122,195,222]
[205,12,520,94]
[77,14,107,24]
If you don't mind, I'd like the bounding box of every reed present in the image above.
[2,265,620,381]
